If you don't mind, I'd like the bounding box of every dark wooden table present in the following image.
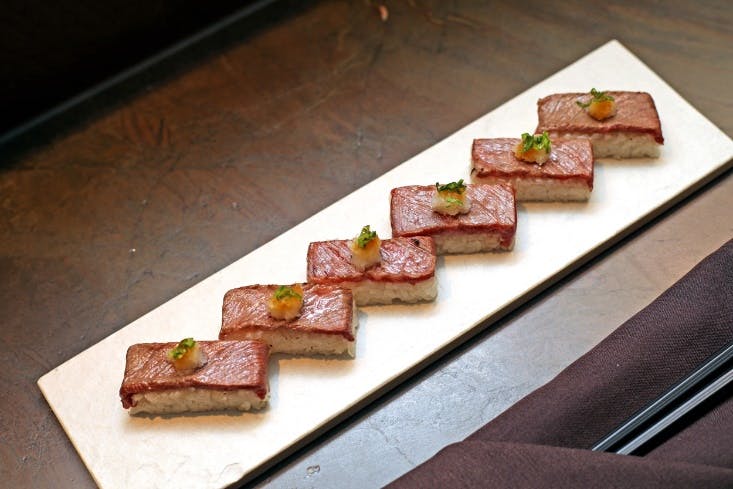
[2,1,731,487]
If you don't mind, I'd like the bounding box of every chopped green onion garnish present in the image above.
[274,285,302,301]
[520,132,552,153]
[355,225,378,248]
[168,338,196,360]
[436,179,466,194]
[576,88,614,108]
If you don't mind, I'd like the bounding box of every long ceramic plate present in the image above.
[39,40,733,489]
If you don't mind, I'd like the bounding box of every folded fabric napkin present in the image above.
[388,238,733,488]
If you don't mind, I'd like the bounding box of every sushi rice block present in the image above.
[307,235,437,306]
[471,137,594,201]
[535,90,663,158]
[119,339,270,415]
[220,283,357,357]
[390,183,516,255]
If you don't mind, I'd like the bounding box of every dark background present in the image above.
[1,1,254,136]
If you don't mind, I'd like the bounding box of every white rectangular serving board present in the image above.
[39,40,733,489]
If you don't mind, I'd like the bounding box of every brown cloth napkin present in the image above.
[388,238,733,488]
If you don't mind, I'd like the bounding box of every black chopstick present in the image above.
[592,340,733,454]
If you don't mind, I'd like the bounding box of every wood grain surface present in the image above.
[1,1,731,487]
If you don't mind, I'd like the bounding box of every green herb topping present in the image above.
[520,132,552,153]
[355,225,378,248]
[435,179,467,194]
[274,285,302,301]
[576,88,614,108]
[168,337,196,361]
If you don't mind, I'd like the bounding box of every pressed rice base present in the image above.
[341,275,437,306]
[223,302,358,357]
[549,131,660,158]
[129,388,269,415]
[432,233,514,255]
[470,175,591,201]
